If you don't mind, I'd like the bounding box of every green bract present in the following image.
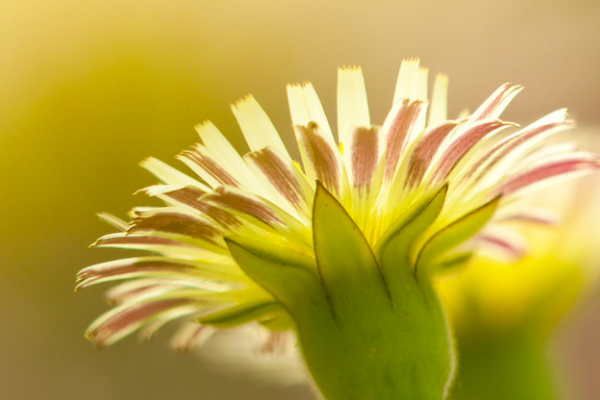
[228,183,497,399]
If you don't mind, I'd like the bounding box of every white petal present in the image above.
[244,147,313,222]
[287,82,335,144]
[427,74,449,127]
[140,157,209,190]
[231,95,290,159]
[195,121,260,187]
[394,58,428,102]
[337,66,370,149]
[97,212,128,231]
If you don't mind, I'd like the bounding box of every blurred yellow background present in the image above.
[1,0,600,399]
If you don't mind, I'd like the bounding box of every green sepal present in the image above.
[198,301,283,328]
[225,237,332,326]
[434,252,474,277]
[312,181,391,316]
[376,184,448,296]
[259,312,295,331]
[417,196,500,280]
[226,232,316,272]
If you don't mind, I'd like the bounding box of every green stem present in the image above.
[449,331,563,400]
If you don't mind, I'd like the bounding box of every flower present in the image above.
[441,165,600,335]
[437,166,600,400]
[78,59,599,399]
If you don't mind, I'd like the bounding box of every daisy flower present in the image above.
[77,59,598,400]
[439,165,600,400]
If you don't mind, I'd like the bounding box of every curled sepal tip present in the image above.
[198,301,284,328]
[224,237,330,327]
[376,184,448,297]
[416,196,501,281]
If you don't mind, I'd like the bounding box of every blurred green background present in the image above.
[1,0,600,399]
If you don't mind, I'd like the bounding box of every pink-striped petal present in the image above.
[464,113,572,185]
[245,147,312,216]
[432,120,515,183]
[512,142,581,172]
[470,83,523,120]
[348,126,380,189]
[86,298,194,349]
[204,186,313,249]
[104,280,179,305]
[405,121,460,188]
[496,154,600,196]
[148,186,242,230]
[381,99,427,183]
[195,121,260,187]
[477,229,527,261]
[178,144,241,188]
[294,122,343,194]
[138,307,201,343]
[497,208,561,226]
[171,323,216,352]
[76,257,234,292]
[129,210,223,245]
[77,258,196,289]
[203,187,283,227]
[92,234,222,261]
[261,331,291,354]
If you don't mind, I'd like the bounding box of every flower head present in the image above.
[78,59,598,399]
[441,165,600,337]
